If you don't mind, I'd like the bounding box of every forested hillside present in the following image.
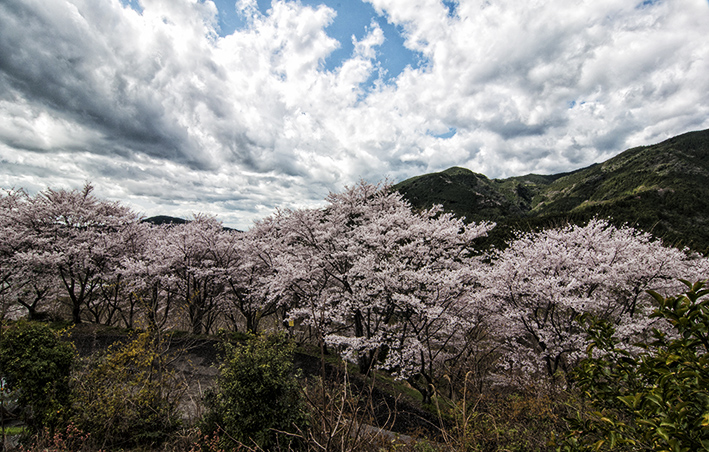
[395,128,709,252]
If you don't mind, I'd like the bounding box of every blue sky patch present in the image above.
[442,0,458,18]
[428,127,457,139]
[120,0,423,86]
[119,0,144,14]
[212,0,423,83]
[636,0,661,8]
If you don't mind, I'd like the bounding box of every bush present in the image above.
[560,280,709,451]
[202,332,307,450]
[70,330,184,448]
[0,321,74,433]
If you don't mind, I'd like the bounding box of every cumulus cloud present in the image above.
[1,0,708,229]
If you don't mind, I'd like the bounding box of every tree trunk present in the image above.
[407,375,433,405]
[246,312,260,334]
[190,294,204,335]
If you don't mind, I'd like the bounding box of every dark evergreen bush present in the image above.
[0,321,74,433]
[202,332,307,450]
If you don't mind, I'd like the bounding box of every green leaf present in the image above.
[609,431,617,448]
[701,413,709,427]
[600,416,615,426]
[592,439,605,452]
[618,394,641,409]
[656,427,670,442]
[646,393,665,407]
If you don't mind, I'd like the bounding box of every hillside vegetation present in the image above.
[394,128,709,253]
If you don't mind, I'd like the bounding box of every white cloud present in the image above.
[1,0,708,228]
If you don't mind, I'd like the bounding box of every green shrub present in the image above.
[202,332,307,450]
[70,330,184,448]
[560,280,709,451]
[0,321,74,433]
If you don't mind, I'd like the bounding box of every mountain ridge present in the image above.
[394,129,709,253]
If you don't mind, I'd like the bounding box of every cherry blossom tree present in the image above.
[344,205,492,402]
[9,184,139,324]
[164,215,227,335]
[0,190,19,293]
[274,182,494,402]
[270,206,343,345]
[481,218,709,383]
[83,222,147,325]
[117,216,231,334]
[8,250,59,321]
[216,217,287,334]
[115,222,177,330]
[0,189,35,319]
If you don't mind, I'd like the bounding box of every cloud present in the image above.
[0,0,708,229]
[362,0,709,174]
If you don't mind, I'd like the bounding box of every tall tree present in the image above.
[117,222,177,330]
[12,184,138,324]
[217,218,286,334]
[165,216,226,335]
[482,219,709,382]
[275,182,493,401]
[0,189,33,318]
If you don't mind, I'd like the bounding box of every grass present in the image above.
[1,425,25,436]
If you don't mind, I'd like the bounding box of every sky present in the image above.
[1,0,708,230]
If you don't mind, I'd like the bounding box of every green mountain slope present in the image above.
[394,129,709,253]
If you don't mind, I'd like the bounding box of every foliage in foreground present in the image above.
[560,280,709,451]
[0,321,74,433]
[201,333,307,450]
[70,330,185,449]
[433,378,570,452]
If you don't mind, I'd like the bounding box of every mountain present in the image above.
[394,129,709,253]
[142,215,240,231]
[142,215,188,226]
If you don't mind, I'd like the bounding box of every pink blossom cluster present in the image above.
[480,219,709,383]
